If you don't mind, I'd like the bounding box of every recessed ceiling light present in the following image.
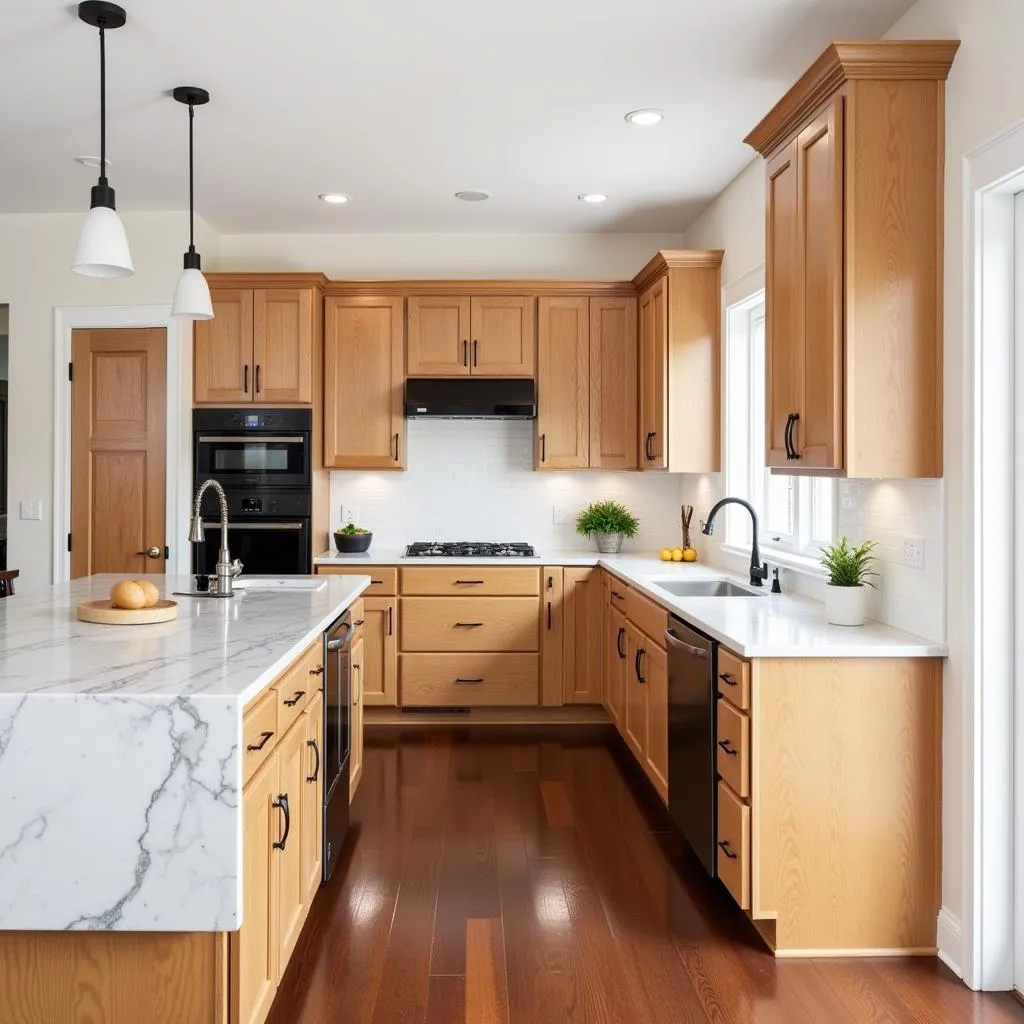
[625,109,664,126]
[318,193,350,204]
[75,155,109,169]
[455,190,490,202]
[578,193,608,204]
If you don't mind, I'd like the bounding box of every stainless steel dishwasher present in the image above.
[665,615,717,876]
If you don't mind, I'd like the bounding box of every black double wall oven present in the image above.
[192,409,312,576]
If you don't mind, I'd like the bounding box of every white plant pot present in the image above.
[824,584,871,627]
[593,532,623,554]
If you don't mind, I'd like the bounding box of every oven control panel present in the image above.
[240,497,263,514]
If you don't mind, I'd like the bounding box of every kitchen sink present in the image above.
[233,578,327,592]
[652,579,762,598]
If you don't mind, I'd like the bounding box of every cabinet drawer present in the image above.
[717,647,750,710]
[716,697,750,799]
[400,653,539,706]
[242,689,278,785]
[401,566,540,596]
[607,576,628,613]
[401,597,539,652]
[625,589,668,649]
[273,641,319,736]
[317,566,397,596]
[717,781,751,910]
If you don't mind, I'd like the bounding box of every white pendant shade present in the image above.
[72,205,134,278]
[171,266,214,320]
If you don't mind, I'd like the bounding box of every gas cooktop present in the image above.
[403,542,536,558]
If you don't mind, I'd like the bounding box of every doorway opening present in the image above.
[0,304,8,571]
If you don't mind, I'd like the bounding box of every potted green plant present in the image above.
[819,537,878,626]
[333,522,373,554]
[575,500,639,554]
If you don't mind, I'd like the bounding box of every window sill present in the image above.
[720,543,828,580]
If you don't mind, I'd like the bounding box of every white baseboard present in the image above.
[937,907,964,980]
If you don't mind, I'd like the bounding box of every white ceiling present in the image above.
[1,0,914,234]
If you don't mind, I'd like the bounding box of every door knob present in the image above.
[136,546,161,559]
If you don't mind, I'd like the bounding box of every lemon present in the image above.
[659,548,673,561]
[682,549,698,563]
[671,548,684,562]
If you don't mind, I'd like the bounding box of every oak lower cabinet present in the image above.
[323,297,405,469]
[350,634,364,799]
[603,599,627,731]
[302,691,324,906]
[194,286,317,406]
[623,621,668,803]
[634,252,722,473]
[746,41,958,477]
[561,567,601,703]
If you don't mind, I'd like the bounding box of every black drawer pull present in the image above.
[616,627,625,659]
[306,738,320,783]
[246,730,273,752]
[635,648,646,683]
[455,579,485,585]
[354,619,365,627]
[272,794,291,850]
[309,665,324,676]
[371,579,384,585]
[611,590,625,600]
[387,605,393,635]
[718,672,738,687]
[718,739,738,756]
[547,601,552,629]
[718,839,738,860]
[283,690,305,707]
[455,677,484,684]
[454,621,484,627]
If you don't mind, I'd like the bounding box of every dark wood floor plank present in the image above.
[465,918,509,1024]
[424,976,466,1024]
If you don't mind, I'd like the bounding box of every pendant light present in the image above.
[171,86,213,320]
[73,2,133,278]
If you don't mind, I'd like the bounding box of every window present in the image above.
[723,291,835,559]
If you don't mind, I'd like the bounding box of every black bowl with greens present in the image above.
[333,523,373,553]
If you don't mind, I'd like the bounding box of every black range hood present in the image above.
[405,377,536,419]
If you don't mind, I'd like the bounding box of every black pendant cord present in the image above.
[98,19,107,187]
[187,100,195,254]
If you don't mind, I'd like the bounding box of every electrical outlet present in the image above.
[552,505,570,526]
[903,537,924,569]
[340,505,360,526]
[19,500,42,521]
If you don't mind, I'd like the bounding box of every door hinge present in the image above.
[67,533,72,552]
[164,546,170,560]
[68,362,73,382]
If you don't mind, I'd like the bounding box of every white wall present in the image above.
[329,419,683,553]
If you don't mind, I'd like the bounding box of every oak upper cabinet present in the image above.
[590,297,638,469]
[194,285,317,406]
[634,253,723,473]
[562,566,601,703]
[746,40,959,478]
[324,296,405,470]
[407,295,535,377]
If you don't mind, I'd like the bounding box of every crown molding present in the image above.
[632,250,725,292]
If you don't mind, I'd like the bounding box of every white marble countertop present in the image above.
[315,549,946,658]
[0,573,368,933]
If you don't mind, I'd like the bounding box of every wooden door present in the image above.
[252,289,314,405]
[624,622,648,762]
[540,567,564,707]
[607,606,627,730]
[194,289,254,404]
[796,97,844,469]
[301,690,324,910]
[469,296,535,376]
[360,597,398,706]
[590,296,638,469]
[70,328,166,578]
[407,296,471,375]
[638,278,668,470]
[324,297,405,469]
[350,634,365,800]
[562,567,601,703]
[765,138,802,469]
[536,297,589,469]
[276,718,306,973]
[643,639,669,803]
[234,754,278,1024]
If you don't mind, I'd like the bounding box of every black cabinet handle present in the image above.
[645,432,655,461]
[718,739,738,756]
[387,605,393,635]
[243,364,249,394]
[462,339,468,366]
[718,839,738,860]
[371,579,384,585]
[454,579,485,585]
[283,690,305,707]
[455,677,484,684]
[611,590,625,601]
[540,434,546,463]
[393,433,400,463]
[616,626,625,659]
[547,601,552,630]
[255,364,261,395]
[246,730,273,752]
[306,737,320,783]
[785,412,801,460]
[635,648,646,683]
[309,665,324,676]
[454,621,484,627]
[473,339,478,366]
[354,619,365,627]
[272,794,291,850]
[718,672,738,688]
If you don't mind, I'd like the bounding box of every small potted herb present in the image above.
[575,500,639,554]
[819,537,878,626]
[333,522,373,554]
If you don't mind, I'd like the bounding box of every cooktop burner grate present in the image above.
[403,542,536,558]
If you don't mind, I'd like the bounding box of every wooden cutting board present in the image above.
[77,599,179,625]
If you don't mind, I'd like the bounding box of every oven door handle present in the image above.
[200,521,306,531]
[326,623,353,651]
[196,435,307,444]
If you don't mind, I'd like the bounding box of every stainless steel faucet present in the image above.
[188,479,243,596]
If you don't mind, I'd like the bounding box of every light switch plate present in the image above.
[903,537,924,569]
[340,505,360,527]
[552,505,570,526]
[19,500,42,521]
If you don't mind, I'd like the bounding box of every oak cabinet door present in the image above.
[590,297,638,470]
[643,639,669,803]
[276,718,307,973]
[624,622,648,762]
[470,296,535,376]
[252,289,314,405]
[606,606,627,730]
[540,567,564,708]
[234,754,278,1024]
[407,296,471,375]
[638,278,668,470]
[562,567,601,703]
[350,634,365,800]
[360,598,398,706]
[194,289,254,404]
[324,297,405,469]
[536,297,590,470]
[301,691,324,910]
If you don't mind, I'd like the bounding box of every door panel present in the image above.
[643,639,669,803]
[350,635,364,799]
[301,691,324,909]
[590,297,638,469]
[536,297,589,469]
[540,567,564,707]
[607,606,627,730]
[624,621,648,761]
[639,279,668,470]
[766,139,802,469]
[253,289,314,405]
[562,567,601,703]
[360,598,398,706]
[797,98,844,469]
[470,296,535,376]
[276,719,306,972]
[71,328,166,578]
[407,296,471,375]
[194,289,253,404]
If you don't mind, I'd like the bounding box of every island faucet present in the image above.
[701,496,769,587]
[188,479,243,596]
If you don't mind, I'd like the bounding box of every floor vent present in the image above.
[401,706,470,714]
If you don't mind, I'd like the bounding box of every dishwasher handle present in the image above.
[326,622,353,651]
[664,628,709,659]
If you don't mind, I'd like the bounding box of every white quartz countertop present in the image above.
[315,549,946,658]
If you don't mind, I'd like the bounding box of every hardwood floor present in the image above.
[268,727,1024,1024]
